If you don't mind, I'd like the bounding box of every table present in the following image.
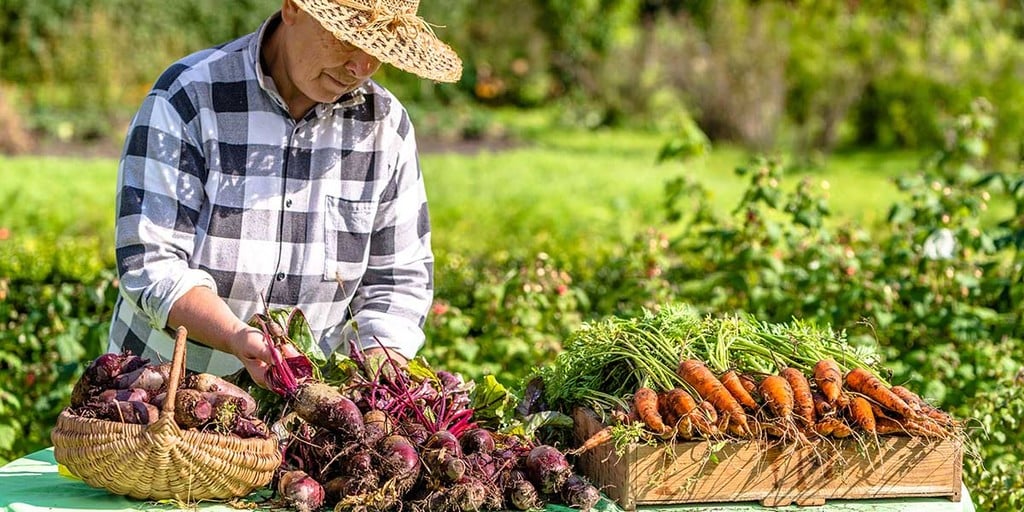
[0,448,976,512]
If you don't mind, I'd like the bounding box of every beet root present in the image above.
[113,362,171,393]
[278,470,325,512]
[525,444,572,494]
[460,428,495,456]
[379,435,422,494]
[292,382,364,438]
[362,409,394,446]
[93,400,159,425]
[173,389,214,429]
[503,471,541,511]
[184,373,257,415]
[561,474,601,512]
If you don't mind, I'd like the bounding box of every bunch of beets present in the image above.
[69,352,270,439]
[258,336,600,512]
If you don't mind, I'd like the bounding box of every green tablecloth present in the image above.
[0,448,975,512]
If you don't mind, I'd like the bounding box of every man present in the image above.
[108,0,461,387]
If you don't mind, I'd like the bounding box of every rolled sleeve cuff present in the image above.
[143,268,218,331]
[341,310,426,361]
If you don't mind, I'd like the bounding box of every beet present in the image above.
[93,400,159,425]
[436,370,463,392]
[278,470,325,512]
[70,353,123,407]
[450,477,488,512]
[425,430,462,456]
[324,473,378,501]
[113,362,171,393]
[362,409,393,446]
[560,474,601,512]
[525,444,572,494]
[504,472,541,511]
[184,373,257,415]
[231,416,270,439]
[173,389,213,429]
[460,428,495,455]
[96,388,149,404]
[379,435,421,493]
[292,382,364,438]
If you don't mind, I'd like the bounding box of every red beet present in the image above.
[560,474,601,511]
[278,470,325,512]
[460,428,495,455]
[525,445,572,494]
[292,382,364,438]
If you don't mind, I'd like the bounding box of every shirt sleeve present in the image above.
[343,112,433,360]
[114,90,217,330]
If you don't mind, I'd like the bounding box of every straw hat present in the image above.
[292,0,462,83]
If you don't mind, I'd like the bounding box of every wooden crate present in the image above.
[572,408,963,509]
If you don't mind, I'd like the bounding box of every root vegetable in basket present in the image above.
[92,400,160,425]
[183,373,257,415]
[70,353,150,407]
[112,362,172,393]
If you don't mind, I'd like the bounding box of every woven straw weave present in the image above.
[51,327,281,501]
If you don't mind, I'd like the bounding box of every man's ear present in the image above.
[281,0,300,25]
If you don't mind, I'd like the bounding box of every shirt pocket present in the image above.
[324,196,377,282]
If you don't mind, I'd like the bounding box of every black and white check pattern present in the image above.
[108,14,433,376]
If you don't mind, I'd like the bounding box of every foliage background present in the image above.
[1,0,1023,510]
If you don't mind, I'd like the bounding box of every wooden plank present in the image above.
[572,408,963,510]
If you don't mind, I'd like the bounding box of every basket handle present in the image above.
[160,326,189,418]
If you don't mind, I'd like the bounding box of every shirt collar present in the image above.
[249,12,367,117]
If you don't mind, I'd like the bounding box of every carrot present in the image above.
[720,370,759,411]
[847,396,876,432]
[812,391,834,419]
[891,385,957,426]
[780,368,815,427]
[667,388,718,438]
[845,368,918,420]
[816,417,854,438]
[758,375,794,421]
[571,426,613,455]
[813,359,843,403]
[678,359,749,435]
[889,386,923,414]
[660,389,696,438]
[634,387,671,435]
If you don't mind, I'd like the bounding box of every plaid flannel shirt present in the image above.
[108,14,433,376]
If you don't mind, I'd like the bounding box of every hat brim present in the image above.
[292,0,463,83]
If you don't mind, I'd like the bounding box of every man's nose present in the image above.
[346,50,380,79]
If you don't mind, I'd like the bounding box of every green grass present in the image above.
[0,128,928,255]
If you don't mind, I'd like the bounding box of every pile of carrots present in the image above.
[582,358,960,452]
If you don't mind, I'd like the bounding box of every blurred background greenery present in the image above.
[2,0,1024,509]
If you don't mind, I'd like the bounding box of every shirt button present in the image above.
[285,199,293,208]
[276,272,286,281]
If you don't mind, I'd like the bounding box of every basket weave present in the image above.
[51,327,281,501]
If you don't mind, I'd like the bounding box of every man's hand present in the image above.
[229,328,302,388]
[363,347,408,367]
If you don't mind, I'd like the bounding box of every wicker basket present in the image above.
[51,327,281,501]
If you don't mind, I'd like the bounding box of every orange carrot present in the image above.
[720,370,759,411]
[819,417,854,438]
[891,385,957,426]
[847,395,876,432]
[634,387,671,435]
[780,368,815,427]
[661,388,702,438]
[813,359,843,403]
[889,386,924,415]
[758,375,794,421]
[812,391,834,419]
[845,368,918,420]
[678,359,750,435]
[572,426,613,455]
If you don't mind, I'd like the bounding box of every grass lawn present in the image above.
[0,127,926,256]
